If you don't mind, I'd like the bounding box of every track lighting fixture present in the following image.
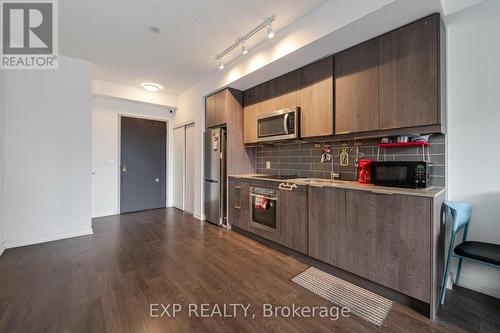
[214,15,276,70]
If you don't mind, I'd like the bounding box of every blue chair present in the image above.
[440,201,500,304]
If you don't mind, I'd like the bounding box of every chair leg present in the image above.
[455,257,463,286]
[440,239,455,305]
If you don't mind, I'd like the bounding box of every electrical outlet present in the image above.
[266,161,271,169]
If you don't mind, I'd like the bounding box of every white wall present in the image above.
[92,96,174,217]
[3,56,93,248]
[447,0,500,297]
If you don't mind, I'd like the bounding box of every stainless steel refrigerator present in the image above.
[204,127,227,226]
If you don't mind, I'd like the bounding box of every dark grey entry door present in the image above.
[120,116,166,213]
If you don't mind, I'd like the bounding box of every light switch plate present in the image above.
[266,161,271,169]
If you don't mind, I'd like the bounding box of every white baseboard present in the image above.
[4,228,94,249]
[193,213,203,221]
[449,271,500,299]
[446,271,453,289]
[454,272,500,299]
[0,242,5,256]
[92,211,119,218]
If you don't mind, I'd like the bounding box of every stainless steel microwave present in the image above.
[257,107,299,142]
[371,161,430,188]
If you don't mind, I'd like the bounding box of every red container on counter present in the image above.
[358,159,373,184]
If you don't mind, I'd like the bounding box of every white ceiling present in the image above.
[59,0,327,94]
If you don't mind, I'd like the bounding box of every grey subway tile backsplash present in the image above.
[255,134,446,186]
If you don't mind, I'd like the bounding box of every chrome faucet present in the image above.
[330,171,340,180]
[321,143,340,180]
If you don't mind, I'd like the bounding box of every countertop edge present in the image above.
[228,174,446,198]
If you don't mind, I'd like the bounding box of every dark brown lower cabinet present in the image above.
[346,189,431,302]
[229,177,444,319]
[232,179,308,254]
[228,179,249,230]
[308,187,347,269]
[278,184,308,254]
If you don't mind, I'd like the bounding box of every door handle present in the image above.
[121,165,127,173]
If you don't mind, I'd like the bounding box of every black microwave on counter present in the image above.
[371,161,430,188]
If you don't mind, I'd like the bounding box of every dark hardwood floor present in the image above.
[437,286,500,332]
[0,208,497,332]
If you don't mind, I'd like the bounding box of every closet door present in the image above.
[184,123,195,213]
[173,126,185,210]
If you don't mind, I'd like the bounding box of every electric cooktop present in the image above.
[254,175,299,180]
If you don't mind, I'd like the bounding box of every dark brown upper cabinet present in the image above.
[206,89,255,174]
[205,89,229,128]
[335,39,379,134]
[300,56,334,138]
[243,56,333,144]
[205,93,217,128]
[378,14,440,129]
[273,69,302,111]
[243,70,301,144]
[243,14,442,141]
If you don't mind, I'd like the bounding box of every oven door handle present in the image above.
[250,193,278,201]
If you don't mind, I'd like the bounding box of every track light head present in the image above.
[218,58,224,70]
[241,40,248,54]
[267,22,274,39]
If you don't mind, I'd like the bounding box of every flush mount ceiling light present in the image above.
[215,15,276,70]
[141,82,162,92]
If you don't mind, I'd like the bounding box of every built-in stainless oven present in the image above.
[257,107,299,142]
[249,186,280,235]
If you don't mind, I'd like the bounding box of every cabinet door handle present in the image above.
[370,190,395,195]
[279,183,298,191]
